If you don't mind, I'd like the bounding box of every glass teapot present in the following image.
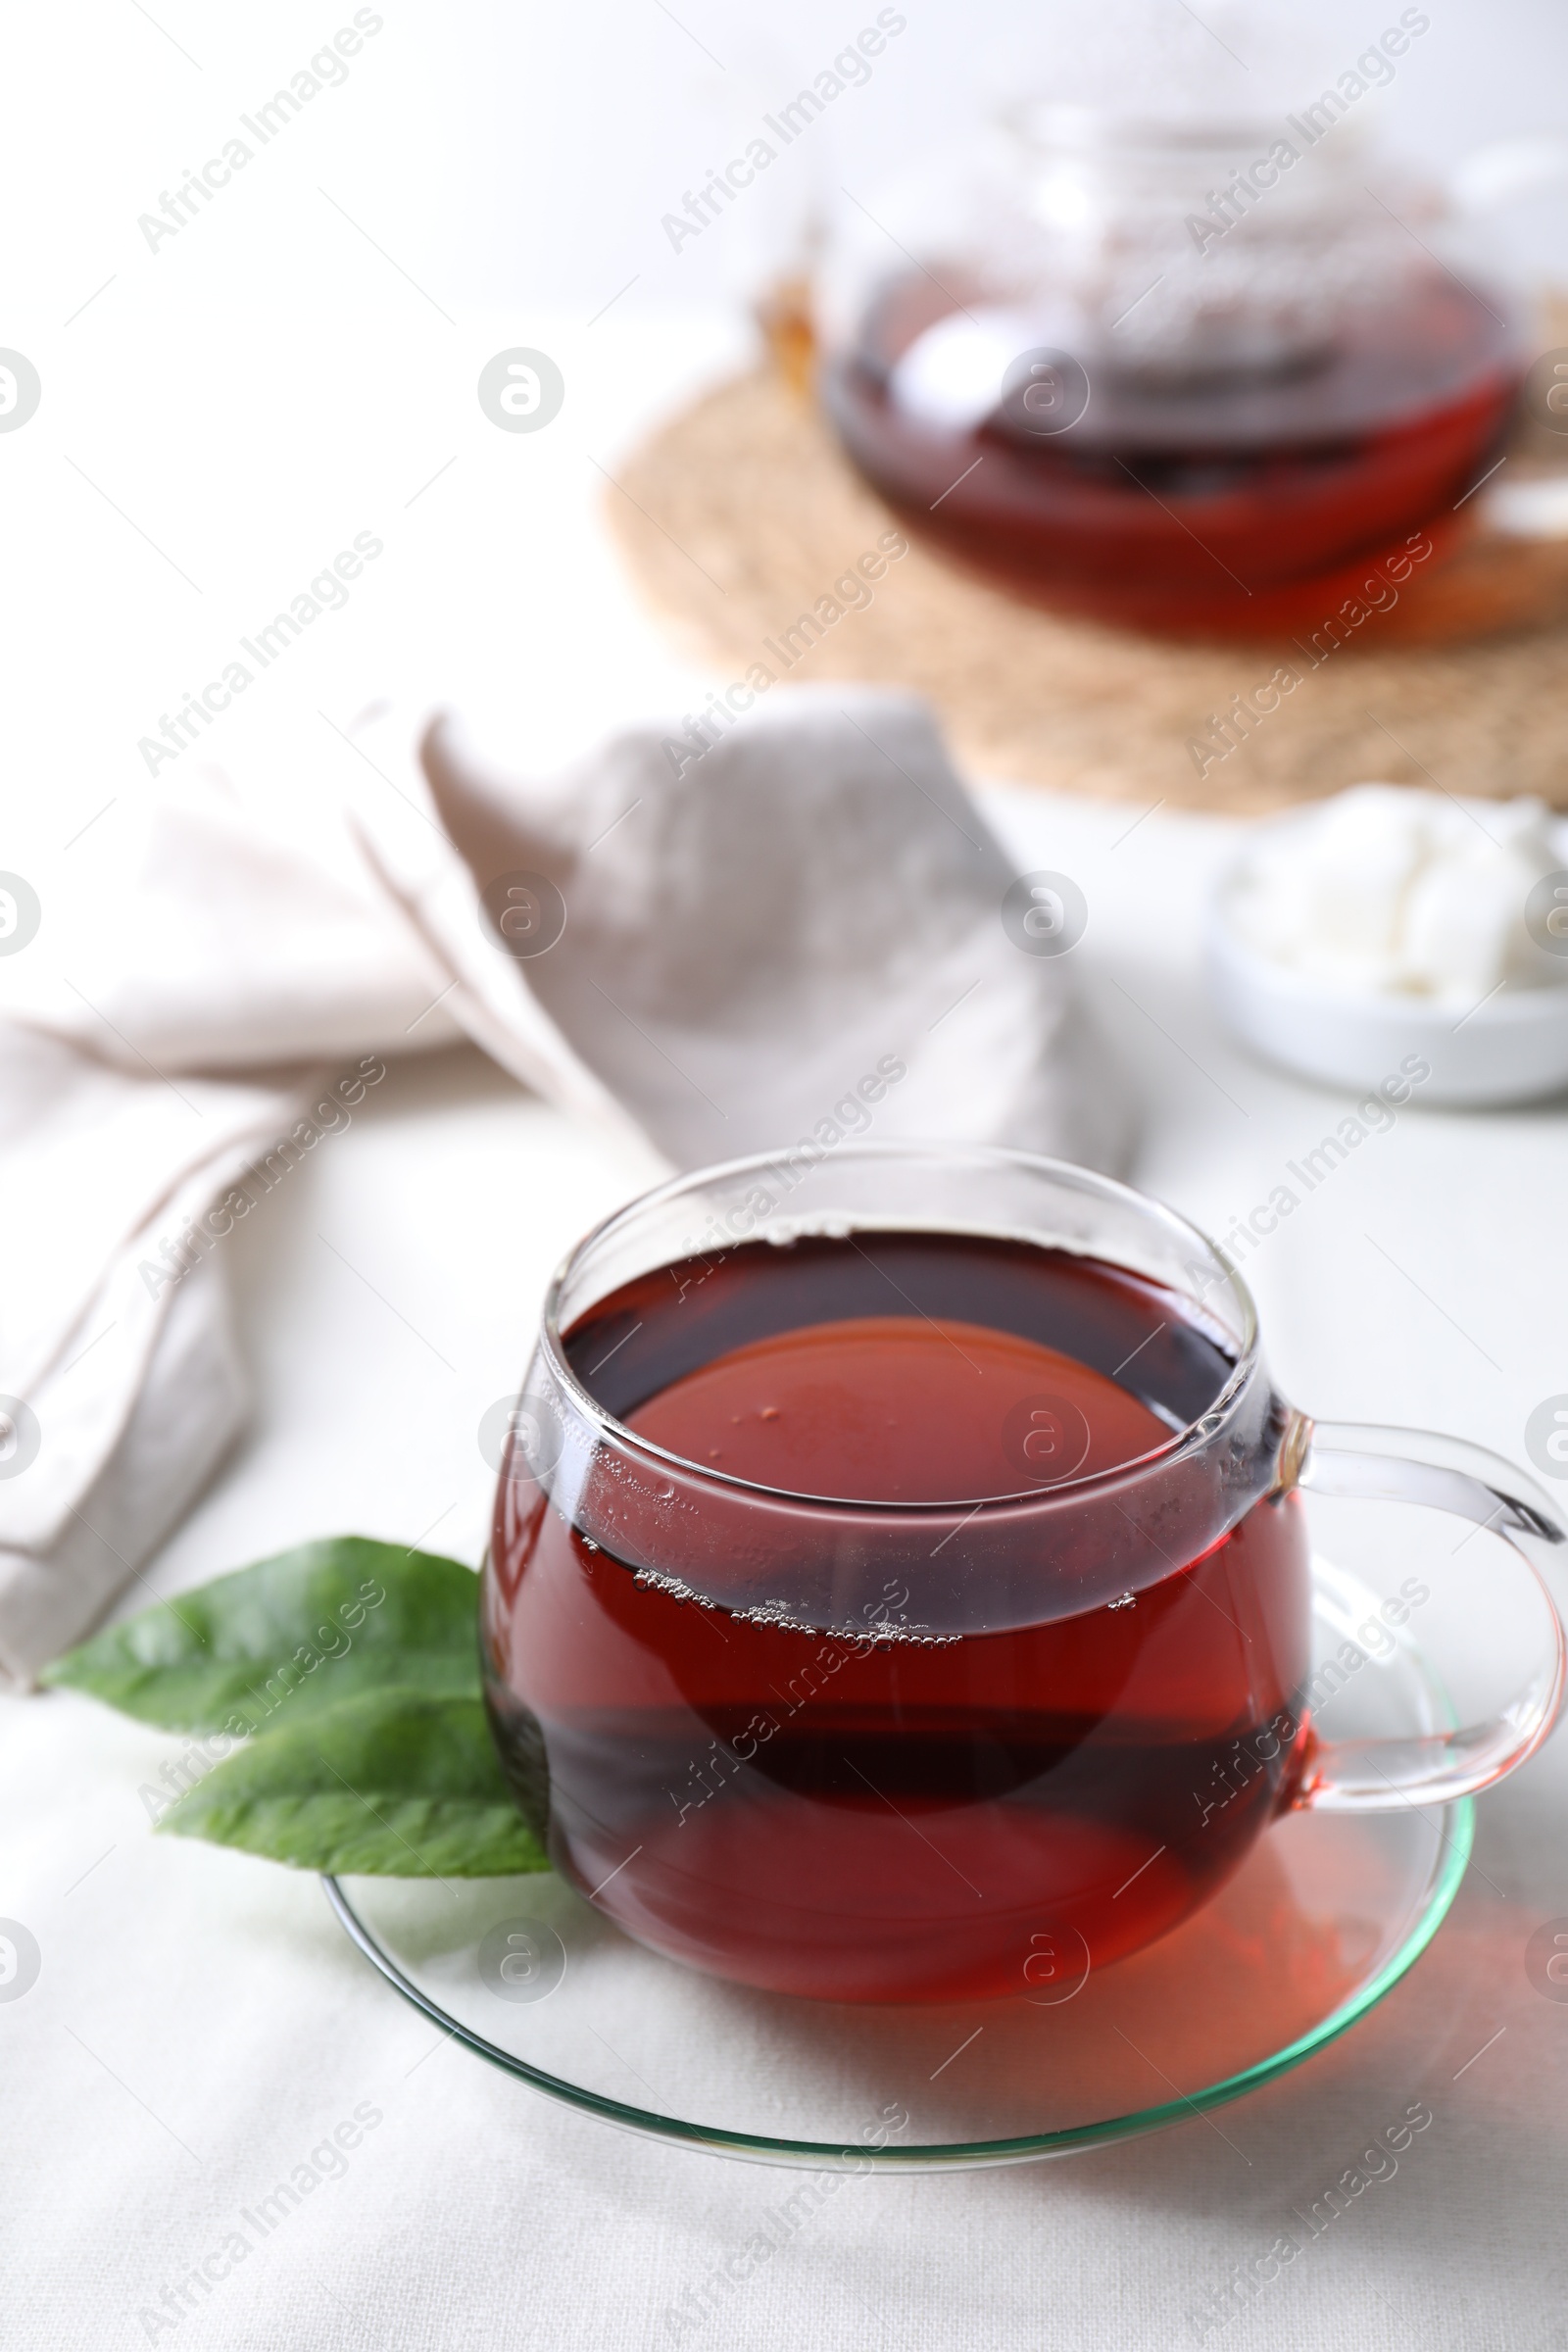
[816,101,1529,637]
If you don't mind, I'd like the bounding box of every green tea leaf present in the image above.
[41,1537,479,1735]
[158,1690,549,1877]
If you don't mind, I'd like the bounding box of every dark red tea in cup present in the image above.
[483,1229,1312,2004]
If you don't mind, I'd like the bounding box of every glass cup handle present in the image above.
[1291,1418,1568,1812]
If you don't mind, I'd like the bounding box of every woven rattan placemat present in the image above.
[604,366,1568,811]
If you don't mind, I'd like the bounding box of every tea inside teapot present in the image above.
[819,106,1524,635]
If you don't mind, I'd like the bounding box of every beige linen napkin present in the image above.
[0,689,1130,1681]
[404,687,1130,1171]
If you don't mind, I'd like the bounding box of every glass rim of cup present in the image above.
[529,1141,1264,1520]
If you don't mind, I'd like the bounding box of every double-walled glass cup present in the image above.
[481,1145,1564,2005]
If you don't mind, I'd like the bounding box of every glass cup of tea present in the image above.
[481,1144,1565,2005]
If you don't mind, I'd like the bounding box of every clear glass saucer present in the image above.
[324,1564,1471,2172]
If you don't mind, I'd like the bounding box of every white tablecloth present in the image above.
[6,315,1567,2350]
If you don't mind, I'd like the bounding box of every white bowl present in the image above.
[1205,890,1568,1109]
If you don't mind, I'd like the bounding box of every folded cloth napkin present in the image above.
[0,687,1131,1681]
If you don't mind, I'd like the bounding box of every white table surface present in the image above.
[6,314,1568,2351]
